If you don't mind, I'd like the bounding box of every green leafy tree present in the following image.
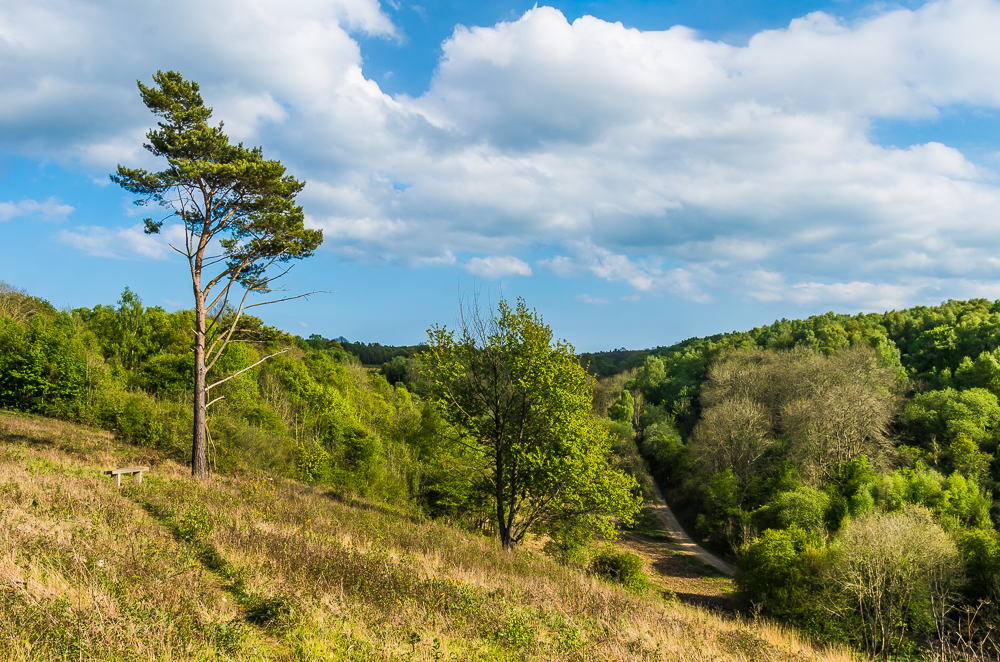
[955,350,1000,396]
[84,287,179,375]
[633,355,666,400]
[608,389,634,424]
[737,526,830,631]
[950,433,992,483]
[422,298,642,550]
[904,387,1000,453]
[112,71,323,479]
[0,313,88,414]
[772,486,830,534]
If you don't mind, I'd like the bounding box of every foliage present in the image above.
[737,526,830,633]
[770,486,830,534]
[422,298,642,550]
[827,508,964,657]
[541,516,595,566]
[0,313,90,416]
[589,547,649,592]
[615,298,1000,654]
[608,389,635,424]
[692,345,901,492]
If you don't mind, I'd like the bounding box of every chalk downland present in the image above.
[0,410,854,661]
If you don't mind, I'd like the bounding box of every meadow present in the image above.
[0,410,854,661]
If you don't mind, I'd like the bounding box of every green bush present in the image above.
[737,526,832,635]
[608,390,634,424]
[542,517,594,566]
[140,353,192,394]
[588,547,648,592]
[0,314,88,413]
[774,486,829,533]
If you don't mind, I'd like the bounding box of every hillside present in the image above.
[10,284,1000,657]
[0,410,854,661]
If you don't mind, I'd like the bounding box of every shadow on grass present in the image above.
[0,410,164,468]
[673,590,736,612]
[322,487,428,525]
[128,488,293,629]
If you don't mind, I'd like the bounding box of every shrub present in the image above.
[542,517,594,566]
[774,486,829,533]
[589,547,648,592]
[737,526,830,633]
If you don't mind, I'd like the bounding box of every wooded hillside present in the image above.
[589,298,1000,657]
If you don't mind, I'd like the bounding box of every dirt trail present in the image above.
[648,482,736,577]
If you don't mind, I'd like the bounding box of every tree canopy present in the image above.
[422,298,641,550]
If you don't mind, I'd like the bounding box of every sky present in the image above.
[3,0,1000,351]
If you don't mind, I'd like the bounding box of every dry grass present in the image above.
[0,410,861,661]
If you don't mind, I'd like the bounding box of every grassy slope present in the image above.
[0,411,855,661]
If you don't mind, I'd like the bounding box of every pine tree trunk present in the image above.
[191,292,208,480]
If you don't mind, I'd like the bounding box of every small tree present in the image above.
[422,298,641,550]
[608,389,634,424]
[112,71,323,479]
[828,508,964,659]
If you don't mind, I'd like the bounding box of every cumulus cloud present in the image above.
[0,198,74,222]
[0,0,396,163]
[464,255,533,278]
[6,0,1000,310]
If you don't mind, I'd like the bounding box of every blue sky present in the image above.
[3,0,1000,351]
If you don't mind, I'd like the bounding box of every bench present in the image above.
[104,466,150,487]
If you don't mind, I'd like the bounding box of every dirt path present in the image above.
[648,483,736,577]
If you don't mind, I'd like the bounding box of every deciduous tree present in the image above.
[828,508,963,659]
[422,298,641,550]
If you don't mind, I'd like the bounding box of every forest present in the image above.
[590,298,1000,658]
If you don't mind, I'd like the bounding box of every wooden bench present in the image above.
[104,466,150,487]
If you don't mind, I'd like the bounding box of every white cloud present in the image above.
[6,0,1000,311]
[464,255,532,278]
[58,223,186,260]
[538,255,582,278]
[742,269,922,310]
[575,294,610,305]
[0,197,74,222]
[0,0,396,164]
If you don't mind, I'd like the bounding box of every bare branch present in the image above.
[207,348,289,392]
[243,290,329,310]
[205,281,256,369]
